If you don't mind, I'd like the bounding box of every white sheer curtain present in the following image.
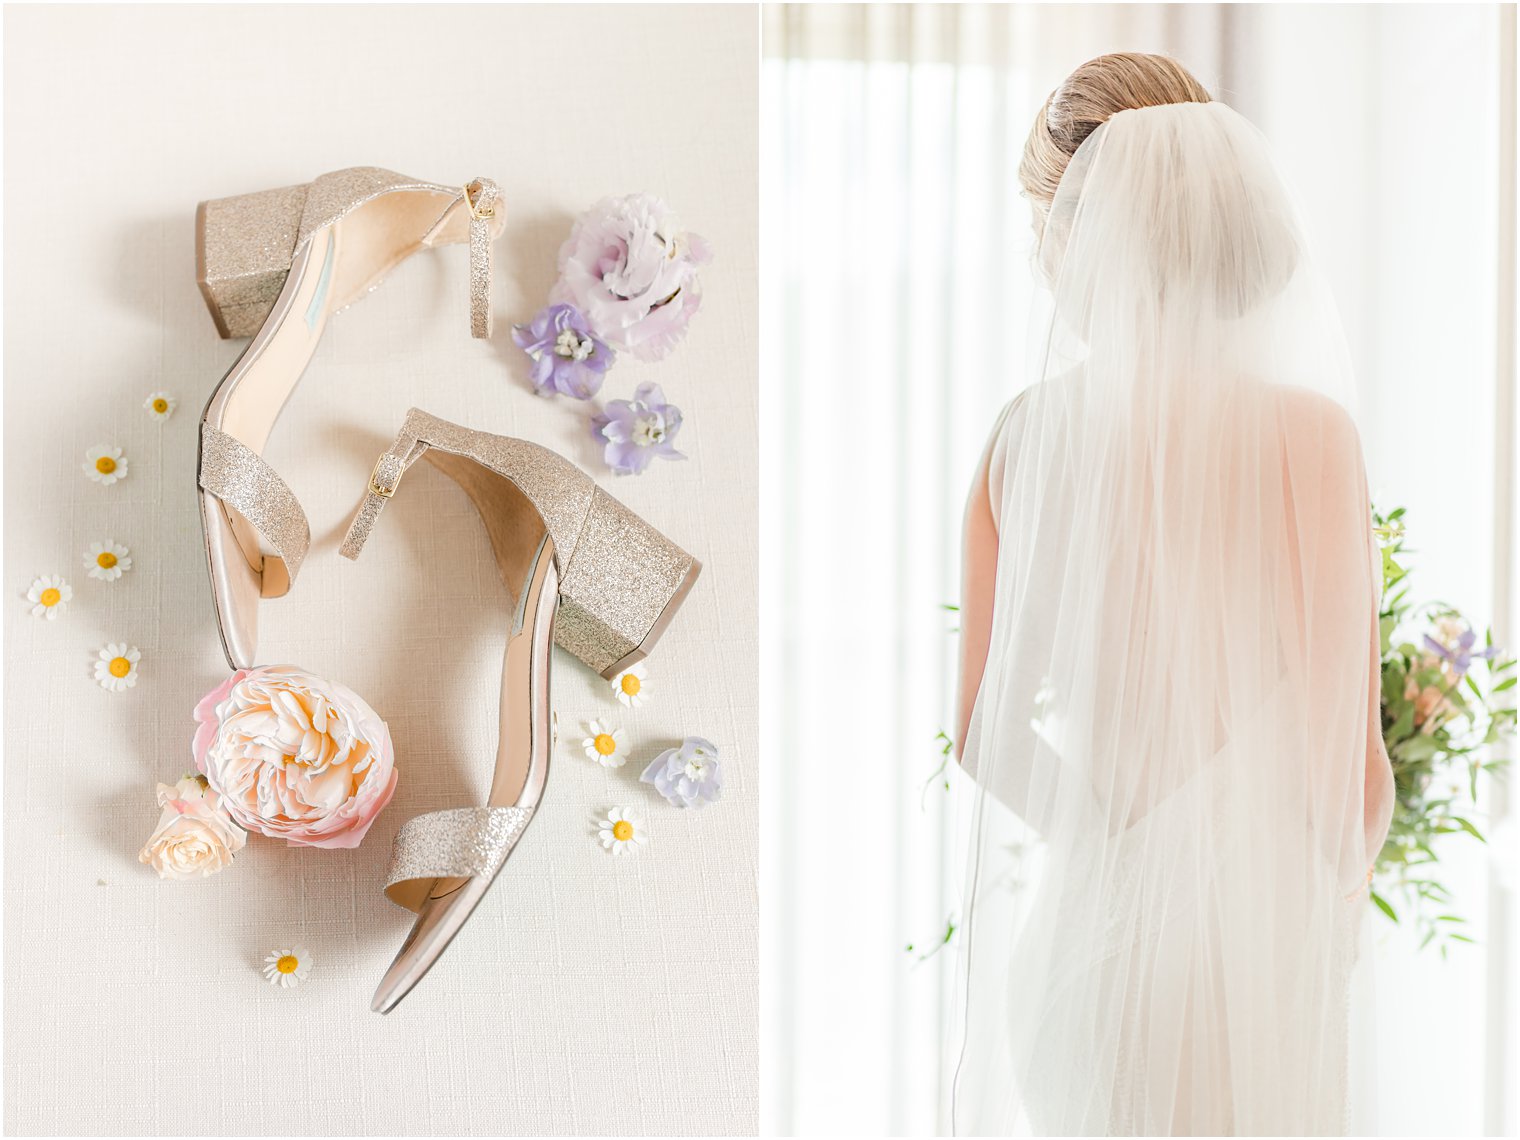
[761,5,1515,1135]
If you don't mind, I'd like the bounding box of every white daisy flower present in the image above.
[84,541,132,582]
[84,445,128,486]
[262,945,313,988]
[25,575,72,620]
[609,661,650,707]
[143,391,176,422]
[595,808,649,856]
[581,720,629,768]
[93,643,141,692]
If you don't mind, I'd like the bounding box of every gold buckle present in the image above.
[463,181,494,221]
[369,458,397,499]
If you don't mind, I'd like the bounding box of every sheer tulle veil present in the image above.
[952,101,1393,1135]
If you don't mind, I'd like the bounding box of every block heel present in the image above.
[195,183,309,339]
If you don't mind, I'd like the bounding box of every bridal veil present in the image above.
[954,101,1394,1135]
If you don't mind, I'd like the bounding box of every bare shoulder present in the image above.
[983,385,1040,494]
[1271,385,1362,456]
[990,383,1044,449]
[968,387,1038,536]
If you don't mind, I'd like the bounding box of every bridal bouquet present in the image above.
[1372,506,1515,952]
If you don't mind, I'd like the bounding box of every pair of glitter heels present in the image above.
[194,168,700,1013]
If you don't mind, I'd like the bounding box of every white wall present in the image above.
[1240,8,1506,1133]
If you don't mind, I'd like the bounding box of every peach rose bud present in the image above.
[138,775,247,880]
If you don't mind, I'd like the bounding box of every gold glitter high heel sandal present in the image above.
[195,169,504,669]
[340,408,700,1013]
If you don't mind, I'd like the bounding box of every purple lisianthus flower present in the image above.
[550,192,711,362]
[1423,626,1497,678]
[640,736,722,810]
[510,303,615,399]
[591,381,686,476]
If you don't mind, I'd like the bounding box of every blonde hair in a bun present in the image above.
[1021,52,1213,231]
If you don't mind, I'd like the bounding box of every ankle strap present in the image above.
[340,433,430,560]
[463,178,499,339]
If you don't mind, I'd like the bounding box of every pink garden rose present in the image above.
[192,665,396,849]
[550,192,711,363]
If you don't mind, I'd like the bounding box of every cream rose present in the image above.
[138,776,247,880]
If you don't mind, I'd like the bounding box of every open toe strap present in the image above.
[383,805,534,913]
[198,423,311,596]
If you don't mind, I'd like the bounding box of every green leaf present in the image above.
[1494,676,1517,693]
[907,915,959,964]
[1370,891,1398,923]
[1396,735,1441,762]
[1452,817,1487,842]
[1389,704,1416,742]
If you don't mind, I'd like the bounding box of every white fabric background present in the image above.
[2,5,757,1136]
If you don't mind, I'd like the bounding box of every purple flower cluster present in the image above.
[592,382,686,477]
[511,304,615,400]
[1423,628,1497,678]
[640,736,722,810]
[511,193,706,476]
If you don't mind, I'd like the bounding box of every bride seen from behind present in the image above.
[952,54,1395,1136]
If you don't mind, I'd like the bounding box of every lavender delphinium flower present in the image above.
[1423,624,1498,678]
[591,382,686,476]
[550,192,711,362]
[510,303,615,399]
[640,737,722,810]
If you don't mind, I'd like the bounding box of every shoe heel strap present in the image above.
[340,432,430,560]
[464,178,499,340]
[421,177,500,340]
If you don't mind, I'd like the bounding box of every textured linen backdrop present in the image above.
[3,6,758,1135]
